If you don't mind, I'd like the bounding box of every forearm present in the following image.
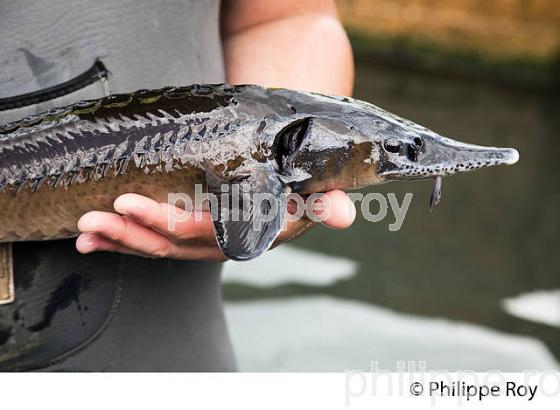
[221,1,354,96]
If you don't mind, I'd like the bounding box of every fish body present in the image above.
[0,83,519,260]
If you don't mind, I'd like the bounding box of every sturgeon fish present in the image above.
[0,84,518,303]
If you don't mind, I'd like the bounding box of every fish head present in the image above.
[254,87,519,203]
[291,93,520,182]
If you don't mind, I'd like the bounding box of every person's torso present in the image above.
[0,0,225,122]
[0,0,236,371]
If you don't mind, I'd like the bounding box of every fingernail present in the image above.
[113,197,129,215]
[76,233,96,253]
[77,214,94,232]
[114,196,146,216]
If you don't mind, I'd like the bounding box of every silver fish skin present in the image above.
[0,83,519,260]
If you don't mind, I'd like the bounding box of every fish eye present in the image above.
[383,138,401,154]
[413,137,423,147]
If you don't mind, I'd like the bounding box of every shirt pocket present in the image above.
[0,59,109,125]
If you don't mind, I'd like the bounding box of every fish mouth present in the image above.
[380,135,519,180]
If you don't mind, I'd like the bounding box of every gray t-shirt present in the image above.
[0,0,236,371]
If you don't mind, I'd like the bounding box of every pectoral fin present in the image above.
[206,163,287,261]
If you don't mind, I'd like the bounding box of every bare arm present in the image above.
[75,0,356,260]
[221,0,354,95]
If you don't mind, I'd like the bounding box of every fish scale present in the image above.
[0,85,236,190]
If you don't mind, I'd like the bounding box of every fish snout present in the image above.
[379,132,519,180]
[423,141,520,176]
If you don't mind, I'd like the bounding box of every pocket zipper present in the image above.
[0,59,108,111]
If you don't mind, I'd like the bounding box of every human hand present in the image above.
[76,190,355,261]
